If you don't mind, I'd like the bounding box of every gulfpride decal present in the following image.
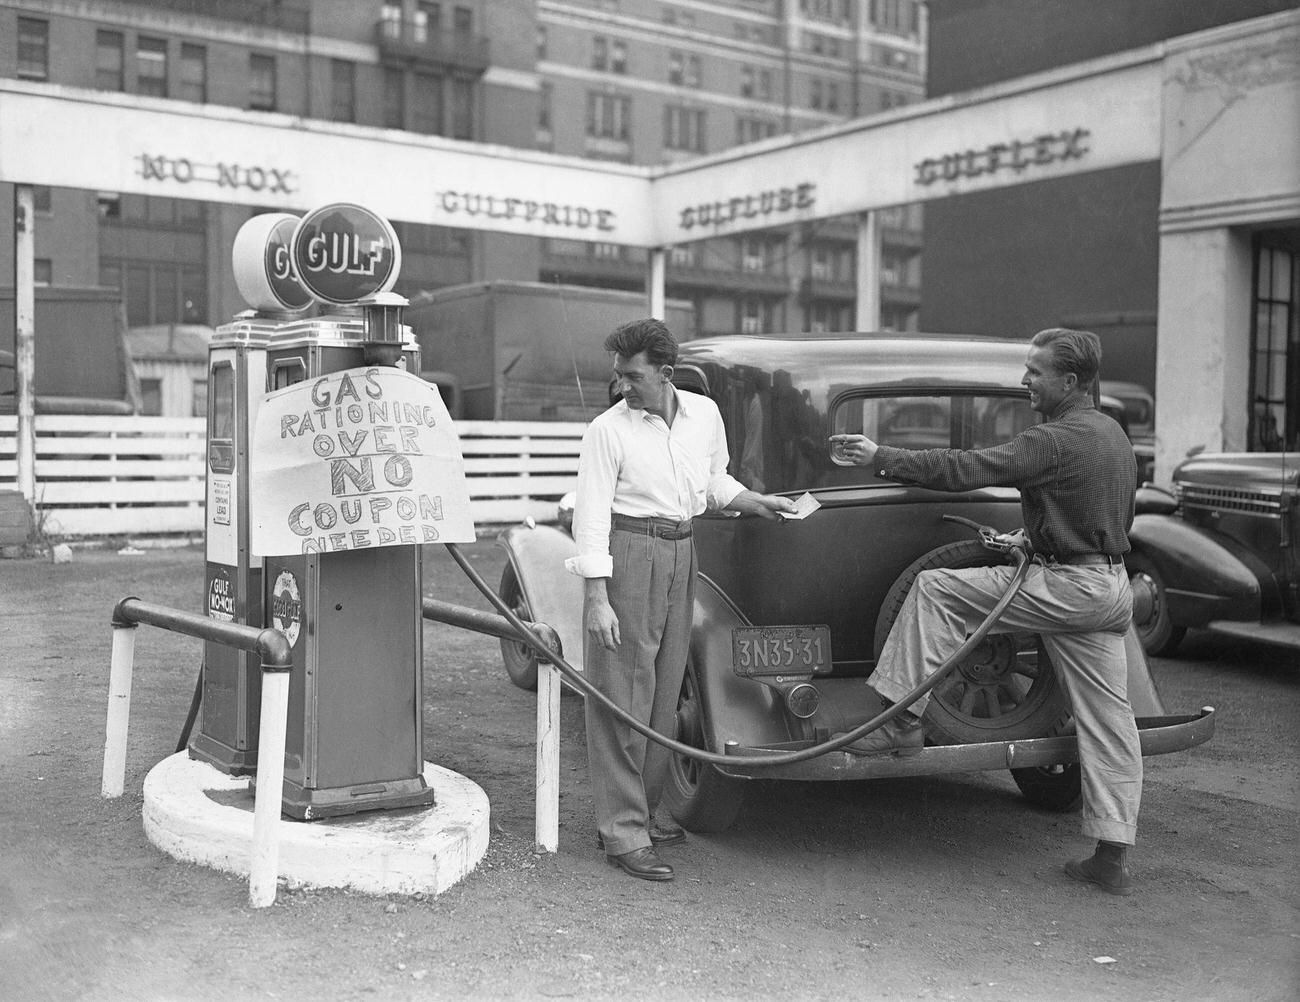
[249,367,476,555]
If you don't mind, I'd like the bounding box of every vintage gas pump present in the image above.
[193,203,476,819]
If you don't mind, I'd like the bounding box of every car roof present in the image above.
[676,333,1032,394]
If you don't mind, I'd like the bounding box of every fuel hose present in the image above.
[445,523,1033,768]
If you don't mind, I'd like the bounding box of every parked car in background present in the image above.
[499,334,1213,833]
[1101,380,1156,482]
[1127,451,1300,655]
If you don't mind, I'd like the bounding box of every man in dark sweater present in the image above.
[830,328,1141,896]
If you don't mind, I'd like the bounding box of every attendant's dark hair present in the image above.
[604,318,678,369]
[1031,327,1101,388]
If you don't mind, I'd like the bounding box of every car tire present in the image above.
[1011,762,1083,813]
[1009,716,1082,812]
[873,540,1072,747]
[663,663,746,833]
[1126,550,1186,657]
[498,564,539,692]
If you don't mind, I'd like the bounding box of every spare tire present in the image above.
[873,540,1071,746]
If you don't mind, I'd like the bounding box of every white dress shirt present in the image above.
[565,389,746,578]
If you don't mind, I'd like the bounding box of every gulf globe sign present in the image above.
[291,203,402,306]
[231,212,312,313]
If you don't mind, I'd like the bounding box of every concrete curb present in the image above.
[143,753,490,896]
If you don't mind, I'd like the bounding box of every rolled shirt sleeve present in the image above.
[564,420,620,579]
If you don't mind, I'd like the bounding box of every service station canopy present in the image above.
[0,47,1162,248]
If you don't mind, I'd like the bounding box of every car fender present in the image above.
[689,574,790,750]
[1129,514,1263,625]
[1122,625,1166,717]
[497,523,586,674]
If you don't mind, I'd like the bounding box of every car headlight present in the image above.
[557,492,576,533]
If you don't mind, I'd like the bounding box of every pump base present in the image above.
[142,753,488,897]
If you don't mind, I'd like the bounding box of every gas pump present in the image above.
[192,203,476,820]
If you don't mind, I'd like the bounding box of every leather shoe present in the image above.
[596,820,686,851]
[1065,843,1133,896]
[606,846,674,882]
[833,713,923,756]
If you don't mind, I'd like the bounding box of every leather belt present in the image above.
[611,513,693,540]
[1043,552,1124,567]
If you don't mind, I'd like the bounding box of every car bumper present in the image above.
[713,707,1216,781]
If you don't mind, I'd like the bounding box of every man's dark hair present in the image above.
[604,318,678,369]
[1031,327,1102,389]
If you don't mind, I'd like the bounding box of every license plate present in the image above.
[732,625,832,678]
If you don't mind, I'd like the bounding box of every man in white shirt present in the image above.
[566,318,795,881]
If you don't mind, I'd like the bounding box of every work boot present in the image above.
[833,712,923,756]
[1065,841,1134,896]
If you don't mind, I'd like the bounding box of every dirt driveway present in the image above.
[1,542,1296,1002]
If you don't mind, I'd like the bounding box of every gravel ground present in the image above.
[0,541,1296,1002]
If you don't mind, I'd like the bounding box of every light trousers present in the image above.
[584,529,696,856]
[870,561,1142,845]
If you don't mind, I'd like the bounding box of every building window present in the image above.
[743,66,774,100]
[380,3,402,40]
[451,78,474,139]
[413,1,440,42]
[810,79,823,110]
[811,247,833,281]
[870,0,920,36]
[331,59,356,122]
[33,186,52,213]
[826,81,840,113]
[611,40,627,74]
[33,259,52,287]
[137,37,168,98]
[383,68,405,128]
[1250,235,1299,451]
[192,379,208,418]
[139,379,163,416]
[118,262,208,327]
[453,5,472,34]
[741,238,769,273]
[96,31,124,91]
[586,93,630,140]
[668,51,700,87]
[538,82,552,132]
[593,36,608,71]
[739,296,773,334]
[536,25,547,61]
[179,44,206,103]
[412,72,444,134]
[664,106,705,152]
[248,54,277,111]
[670,245,698,268]
[17,17,49,81]
[736,117,777,145]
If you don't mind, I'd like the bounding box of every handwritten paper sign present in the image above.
[250,366,475,555]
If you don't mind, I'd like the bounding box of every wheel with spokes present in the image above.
[873,540,1071,746]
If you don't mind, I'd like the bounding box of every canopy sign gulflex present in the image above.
[194,202,474,819]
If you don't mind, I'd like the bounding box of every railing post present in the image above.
[249,655,292,909]
[101,618,139,798]
[535,662,561,853]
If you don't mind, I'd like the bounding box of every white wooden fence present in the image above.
[0,415,585,539]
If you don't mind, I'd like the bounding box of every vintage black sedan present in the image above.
[1128,451,1300,654]
[498,334,1213,832]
